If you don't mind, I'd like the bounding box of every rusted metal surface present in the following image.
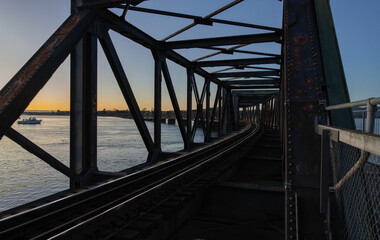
[0,9,99,140]
[283,0,328,239]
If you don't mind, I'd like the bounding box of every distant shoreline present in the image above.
[23,110,187,120]
[23,109,379,119]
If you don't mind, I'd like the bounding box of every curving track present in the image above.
[0,122,261,239]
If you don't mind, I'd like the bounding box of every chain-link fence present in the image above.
[331,141,380,240]
[320,98,380,239]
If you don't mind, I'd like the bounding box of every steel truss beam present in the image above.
[0,9,99,140]
[162,0,244,41]
[5,128,80,181]
[199,46,280,57]
[283,0,329,239]
[205,79,211,142]
[210,85,221,137]
[100,10,227,88]
[194,57,280,67]
[212,70,280,78]
[232,90,279,94]
[81,0,144,8]
[153,50,162,154]
[165,32,281,49]
[70,30,98,187]
[161,56,189,148]
[98,27,156,160]
[123,6,281,32]
[0,1,273,191]
[239,99,265,105]
[186,69,193,149]
[229,85,279,89]
[224,79,278,85]
[190,74,210,141]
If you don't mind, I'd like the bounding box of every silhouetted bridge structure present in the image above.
[0,0,379,239]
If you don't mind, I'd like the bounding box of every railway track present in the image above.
[0,122,260,239]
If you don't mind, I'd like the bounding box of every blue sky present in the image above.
[0,0,379,110]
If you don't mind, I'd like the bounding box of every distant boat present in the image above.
[18,117,42,124]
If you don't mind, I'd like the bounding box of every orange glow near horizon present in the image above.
[26,101,180,112]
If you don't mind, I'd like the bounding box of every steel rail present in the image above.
[0,123,259,239]
[54,122,261,239]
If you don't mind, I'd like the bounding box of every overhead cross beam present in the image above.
[212,70,280,78]
[124,6,281,33]
[229,85,279,89]
[165,32,281,49]
[81,0,144,8]
[193,57,280,67]
[224,79,279,85]
[162,0,244,41]
[100,10,228,88]
[199,46,281,57]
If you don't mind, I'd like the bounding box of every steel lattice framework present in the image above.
[0,0,282,186]
[0,0,356,239]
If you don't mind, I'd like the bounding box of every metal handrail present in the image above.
[317,125,380,156]
[318,97,380,193]
[326,97,379,134]
[325,97,380,111]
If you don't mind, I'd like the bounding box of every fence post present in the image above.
[320,130,330,213]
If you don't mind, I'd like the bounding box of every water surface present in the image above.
[0,115,202,212]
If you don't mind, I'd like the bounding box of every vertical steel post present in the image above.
[154,52,162,155]
[271,97,276,128]
[365,102,376,133]
[233,95,239,129]
[362,111,365,131]
[261,102,266,126]
[313,0,355,130]
[227,92,233,131]
[99,30,155,160]
[221,88,228,134]
[250,106,252,122]
[218,86,222,137]
[283,0,329,238]
[205,79,210,142]
[70,0,97,188]
[210,85,220,135]
[275,96,280,129]
[186,69,193,150]
[320,130,330,214]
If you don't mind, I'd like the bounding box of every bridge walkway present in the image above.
[174,128,284,239]
[111,127,284,240]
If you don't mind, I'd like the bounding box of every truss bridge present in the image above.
[0,0,379,239]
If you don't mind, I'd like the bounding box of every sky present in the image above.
[0,0,379,111]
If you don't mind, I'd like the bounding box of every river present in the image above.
[0,116,376,213]
[0,115,204,212]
